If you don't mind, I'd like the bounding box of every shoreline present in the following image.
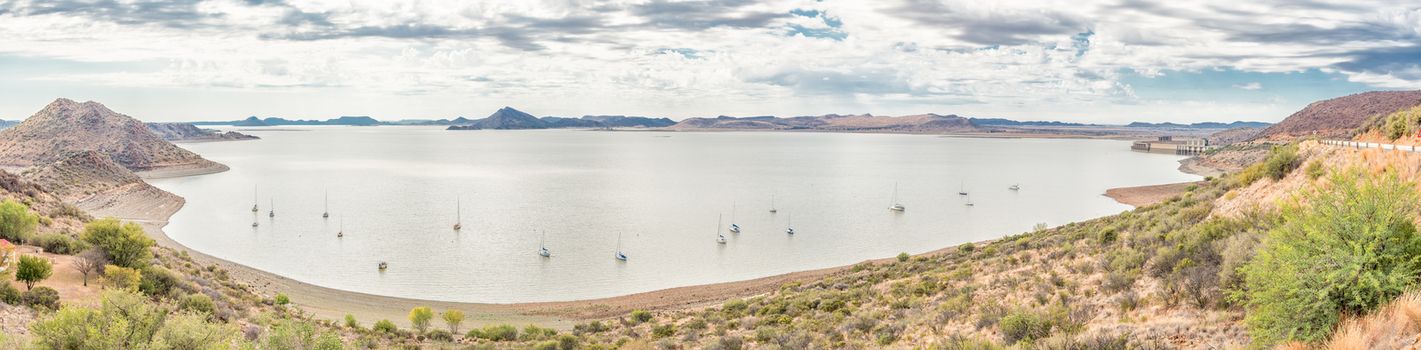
[121,139,1206,330]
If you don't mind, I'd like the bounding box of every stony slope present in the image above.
[146,122,258,142]
[19,150,181,222]
[0,98,226,172]
[1252,90,1421,140]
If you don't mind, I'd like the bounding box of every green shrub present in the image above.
[521,324,556,341]
[1240,168,1421,345]
[999,310,1051,344]
[178,293,215,315]
[897,252,910,262]
[426,329,453,341]
[468,324,518,341]
[0,199,38,243]
[21,286,60,310]
[103,264,141,291]
[960,242,976,253]
[1261,144,1300,180]
[138,265,184,297]
[651,323,676,338]
[274,293,290,305]
[557,334,579,350]
[408,306,433,333]
[344,314,359,329]
[34,233,85,255]
[1305,161,1325,180]
[0,282,20,304]
[372,319,397,333]
[629,309,653,324]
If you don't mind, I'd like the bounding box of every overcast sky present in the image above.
[0,0,1416,123]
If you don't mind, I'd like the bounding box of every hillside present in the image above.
[146,122,258,142]
[19,150,182,220]
[0,98,227,173]
[1252,90,1421,140]
[448,107,548,130]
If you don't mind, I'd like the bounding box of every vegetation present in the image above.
[1236,144,1301,186]
[103,264,142,291]
[408,306,434,333]
[0,199,38,243]
[1373,105,1421,140]
[72,248,105,286]
[373,319,398,333]
[80,218,155,269]
[15,254,53,290]
[1240,168,1421,345]
[442,309,465,334]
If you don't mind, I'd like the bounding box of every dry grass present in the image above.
[1313,291,1421,350]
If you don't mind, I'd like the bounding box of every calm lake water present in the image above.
[149,127,1197,303]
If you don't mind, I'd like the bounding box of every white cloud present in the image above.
[1233,82,1263,90]
[0,0,1415,122]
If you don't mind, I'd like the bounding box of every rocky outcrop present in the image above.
[0,98,227,172]
[1253,90,1421,140]
[147,123,259,142]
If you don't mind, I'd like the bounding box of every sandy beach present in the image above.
[1104,181,1202,208]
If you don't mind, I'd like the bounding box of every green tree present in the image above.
[409,306,434,333]
[15,255,52,290]
[442,309,465,334]
[151,312,236,350]
[80,218,155,269]
[104,264,142,291]
[0,199,38,243]
[1240,168,1421,345]
[28,289,167,349]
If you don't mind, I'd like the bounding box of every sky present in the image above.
[0,0,1416,124]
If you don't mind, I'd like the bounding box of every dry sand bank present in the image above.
[1104,181,1202,208]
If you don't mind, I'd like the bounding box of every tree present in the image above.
[72,249,106,286]
[29,289,167,349]
[80,218,154,269]
[409,306,434,333]
[442,309,465,334]
[1240,168,1421,345]
[103,264,142,291]
[0,199,38,243]
[16,255,52,290]
[152,312,236,350]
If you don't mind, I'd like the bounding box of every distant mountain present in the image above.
[670,113,978,132]
[232,116,268,126]
[146,123,259,142]
[0,98,225,171]
[579,115,676,128]
[1125,121,1271,129]
[1253,90,1421,140]
[448,107,548,130]
[201,115,382,126]
[0,120,17,130]
[540,117,604,128]
[969,118,1093,127]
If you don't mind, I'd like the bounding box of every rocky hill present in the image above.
[448,107,548,130]
[19,150,181,220]
[1252,90,1421,140]
[147,122,258,142]
[580,115,676,128]
[0,98,227,173]
[670,113,979,132]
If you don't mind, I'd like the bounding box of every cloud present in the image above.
[1233,82,1263,90]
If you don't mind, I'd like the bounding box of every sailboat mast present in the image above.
[456,197,461,225]
[892,182,899,205]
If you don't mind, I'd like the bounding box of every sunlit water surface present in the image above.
[150,127,1197,303]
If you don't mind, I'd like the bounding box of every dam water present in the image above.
[149,127,1197,303]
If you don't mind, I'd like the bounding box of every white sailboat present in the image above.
[539,230,551,257]
[889,182,905,211]
[717,214,728,244]
[729,203,741,233]
[268,198,275,218]
[965,194,975,206]
[769,194,777,213]
[1009,184,1020,191]
[614,232,628,261]
[785,212,795,235]
[337,216,344,238]
[958,181,968,196]
[251,185,259,213]
[322,190,329,218]
[453,197,463,231]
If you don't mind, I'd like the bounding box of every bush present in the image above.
[408,306,433,333]
[34,233,85,255]
[22,286,60,310]
[372,319,397,333]
[1241,169,1421,345]
[521,324,556,341]
[999,310,1052,344]
[897,252,910,262]
[468,324,518,341]
[651,323,676,338]
[139,265,184,297]
[274,293,290,305]
[0,199,38,243]
[80,219,155,269]
[179,293,215,316]
[103,264,141,291]
[426,329,453,341]
[557,334,579,350]
[629,309,653,324]
[16,255,53,290]
[0,282,20,305]
[344,314,359,329]
[442,309,464,334]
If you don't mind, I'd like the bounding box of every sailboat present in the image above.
[769,194,777,213]
[717,214,728,244]
[268,198,275,218]
[337,216,344,238]
[251,186,259,213]
[889,182,906,211]
[965,194,975,206]
[728,203,741,233]
[539,230,551,257]
[1009,184,1020,191]
[785,212,795,235]
[378,261,388,270]
[614,232,628,261]
[322,190,329,218]
[453,197,463,231]
[958,181,968,196]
